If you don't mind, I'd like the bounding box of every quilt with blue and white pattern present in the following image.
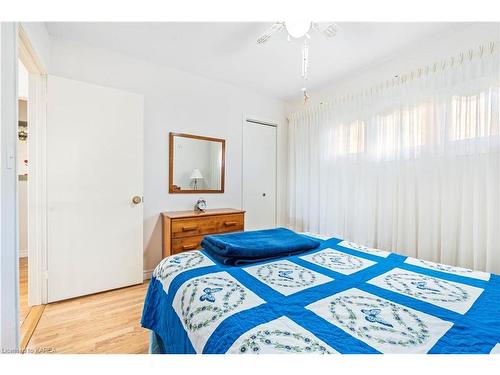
[141,234,500,354]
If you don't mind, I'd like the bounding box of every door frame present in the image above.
[241,115,278,228]
[18,24,48,306]
[0,21,19,352]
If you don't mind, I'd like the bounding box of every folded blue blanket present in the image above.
[201,227,320,265]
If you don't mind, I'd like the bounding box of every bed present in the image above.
[141,232,500,354]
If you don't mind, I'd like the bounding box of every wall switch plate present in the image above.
[6,144,15,169]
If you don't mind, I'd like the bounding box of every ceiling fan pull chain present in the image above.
[302,38,309,80]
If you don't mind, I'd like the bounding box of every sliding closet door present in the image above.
[47,76,143,302]
[242,120,277,230]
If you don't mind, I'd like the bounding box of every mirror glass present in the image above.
[170,133,225,193]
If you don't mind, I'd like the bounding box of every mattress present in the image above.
[141,234,500,354]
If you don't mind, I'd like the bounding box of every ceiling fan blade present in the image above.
[312,22,341,38]
[256,22,285,44]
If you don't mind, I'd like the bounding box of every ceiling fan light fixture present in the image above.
[256,21,340,99]
[285,22,311,39]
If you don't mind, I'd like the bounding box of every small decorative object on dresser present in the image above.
[161,208,245,258]
[194,197,207,212]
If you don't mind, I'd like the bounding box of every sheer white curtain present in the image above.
[288,44,500,273]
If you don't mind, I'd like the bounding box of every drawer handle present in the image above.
[224,221,238,227]
[182,244,198,250]
[182,225,198,231]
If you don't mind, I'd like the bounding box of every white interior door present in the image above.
[47,76,143,302]
[242,120,277,230]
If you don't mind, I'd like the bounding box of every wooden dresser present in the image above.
[161,208,245,258]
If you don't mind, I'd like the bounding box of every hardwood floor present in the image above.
[20,257,150,354]
[19,257,29,325]
[20,305,45,351]
[26,281,150,354]
[20,257,46,352]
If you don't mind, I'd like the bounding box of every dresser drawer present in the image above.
[171,216,219,238]
[171,213,244,239]
[172,235,205,254]
[215,214,244,233]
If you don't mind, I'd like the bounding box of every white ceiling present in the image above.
[45,22,473,101]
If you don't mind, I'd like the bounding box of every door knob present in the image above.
[132,196,142,204]
[262,193,266,197]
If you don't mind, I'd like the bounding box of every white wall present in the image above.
[48,38,287,272]
[288,23,500,111]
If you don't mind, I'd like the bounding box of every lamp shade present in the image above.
[190,168,203,179]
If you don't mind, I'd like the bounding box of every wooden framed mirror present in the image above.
[169,132,225,193]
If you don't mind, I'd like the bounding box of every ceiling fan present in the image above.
[256,22,341,102]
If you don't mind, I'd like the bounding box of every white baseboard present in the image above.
[143,269,154,281]
[19,249,28,258]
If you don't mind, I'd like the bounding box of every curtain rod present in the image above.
[288,40,498,120]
